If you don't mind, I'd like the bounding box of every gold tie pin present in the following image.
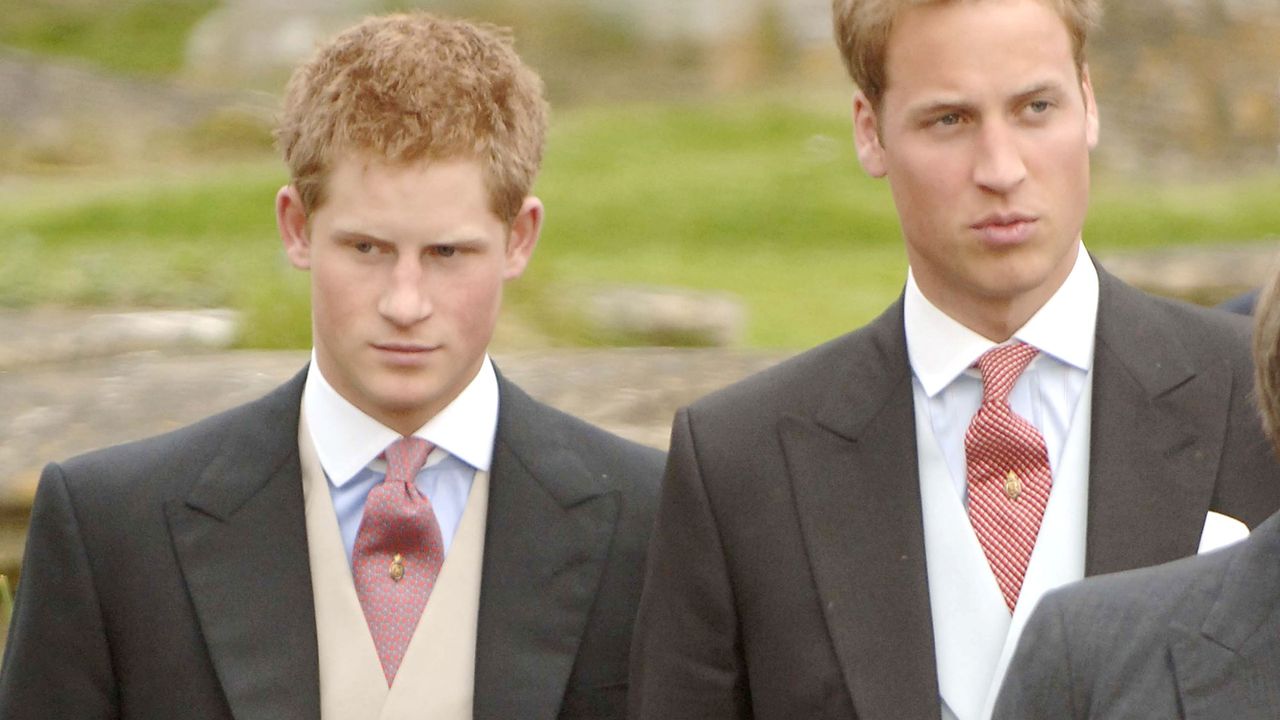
[389,553,405,582]
[1004,471,1022,500]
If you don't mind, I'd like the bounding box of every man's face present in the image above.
[277,154,540,435]
[853,0,1099,338]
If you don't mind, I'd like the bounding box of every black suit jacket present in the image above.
[0,367,663,719]
[628,269,1280,720]
[993,510,1280,719]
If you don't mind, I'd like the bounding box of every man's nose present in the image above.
[972,120,1028,194]
[378,255,432,327]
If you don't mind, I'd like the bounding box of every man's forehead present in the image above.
[878,0,1078,99]
[890,0,1064,17]
[880,0,1073,58]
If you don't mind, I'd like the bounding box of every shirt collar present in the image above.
[904,244,1098,397]
[302,352,499,486]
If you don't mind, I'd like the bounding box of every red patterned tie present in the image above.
[352,436,443,685]
[965,342,1052,612]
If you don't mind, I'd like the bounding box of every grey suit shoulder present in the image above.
[1096,272,1255,379]
[679,297,906,463]
[994,512,1280,719]
[498,375,665,491]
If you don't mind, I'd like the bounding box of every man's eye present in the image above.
[354,241,375,254]
[433,245,457,258]
[1028,100,1051,113]
[936,113,962,127]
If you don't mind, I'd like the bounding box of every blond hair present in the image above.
[275,12,548,224]
[832,0,1102,109]
[1255,274,1280,455]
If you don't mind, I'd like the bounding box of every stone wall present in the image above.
[0,47,271,166]
[184,0,378,89]
[1091,1,1280,172]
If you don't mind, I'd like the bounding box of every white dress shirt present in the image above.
[904,246,1099,502]
[302,352,498,564]
[905,245,1100,720]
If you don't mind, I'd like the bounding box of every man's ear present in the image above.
[276,185,311,270]
[503,196,543,280]
[852,91,888,178]
[1080,64,1100,150]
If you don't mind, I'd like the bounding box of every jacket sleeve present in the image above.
[628,408,750,720]
[0,463,117,719]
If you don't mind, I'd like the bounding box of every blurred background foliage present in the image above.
[0,0,217,75]
[0,0,1277,349]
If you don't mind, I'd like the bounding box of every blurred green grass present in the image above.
[2,96,1279,349]
[0,0,216,76]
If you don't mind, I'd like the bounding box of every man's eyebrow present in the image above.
[433,233,487,245]
[327,228,494,247]
[904,97,976,120]
[898,85,1074,125]
[1010,81,1067,104]
[331,228,386,243]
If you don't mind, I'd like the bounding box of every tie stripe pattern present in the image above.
[965,342,1052,613]
[352,436,443,685]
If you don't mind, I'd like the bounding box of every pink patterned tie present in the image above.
[352,436,443,685]
[965,342,1052,612]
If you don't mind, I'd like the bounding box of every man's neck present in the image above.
[922,287,1053,343]
[912,245,1082,342]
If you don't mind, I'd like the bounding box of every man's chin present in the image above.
[372,387,442,412]
[373,375,462,414]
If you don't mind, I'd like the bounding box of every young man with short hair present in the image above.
[629,1,1280,718]
[0,14,661,720]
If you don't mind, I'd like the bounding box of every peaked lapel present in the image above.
[1086,269,1231,576]
[472,374,621,720]
[780,300,941,720]
[165,369,321,720]
[1171,514,1280,718]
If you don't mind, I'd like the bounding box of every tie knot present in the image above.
[383,436,433,485]
[976,342,1039,403]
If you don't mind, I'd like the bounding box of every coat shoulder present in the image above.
[690,313,902,427]
[1099,271,1253,363]
[1047,544,1233,628]
[50,369,306,501]
[495,376,664,497]
[995,546,1231,719]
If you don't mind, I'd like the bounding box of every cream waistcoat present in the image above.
[299,413,490,720]
[915,370,1094,720]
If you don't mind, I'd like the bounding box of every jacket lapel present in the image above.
[1170,629,1280,719]
[1086,269,1230,576]
[780,301,941,720]
[166,370,321,720]
[472,375,620,720]
[1171,514,1280,717]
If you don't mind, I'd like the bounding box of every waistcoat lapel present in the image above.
[381,470,489,720]
[914,386,1008,720]
[299,413,387,719]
